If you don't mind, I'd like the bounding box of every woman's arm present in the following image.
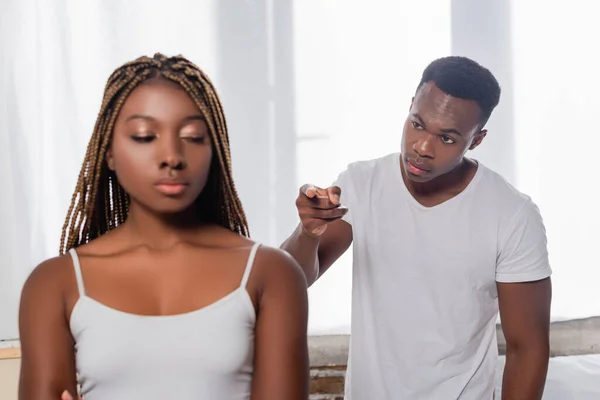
[18,257,79,400]
[251,248,310,400]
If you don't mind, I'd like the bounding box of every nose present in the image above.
[413,134,435,159]
[159,136,186,170]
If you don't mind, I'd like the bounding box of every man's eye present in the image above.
[440,135,455,144]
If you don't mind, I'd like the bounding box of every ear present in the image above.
[468,129,487,150]
[106,147,115,171]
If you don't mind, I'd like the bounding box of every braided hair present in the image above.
[59,54,249,255]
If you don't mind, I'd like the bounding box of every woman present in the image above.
[18,54,309,400]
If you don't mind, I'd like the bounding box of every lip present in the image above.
[406,159,430,175]
[154,178,189,196]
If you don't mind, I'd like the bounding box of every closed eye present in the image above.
[182,136,207,144]
[130,135,155,143]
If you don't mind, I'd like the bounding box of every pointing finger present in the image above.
[326,186,342,205]
[300,184,318,199]
[300,184,330,200]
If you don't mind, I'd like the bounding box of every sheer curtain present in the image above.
[0,0,298,341]
[1,0,599,342]
[510,0,600,319]
[294,0,600,333]
[294,0,452,334]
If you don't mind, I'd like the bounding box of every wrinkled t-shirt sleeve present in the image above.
[331,167,354,226]
[496,200,552,283]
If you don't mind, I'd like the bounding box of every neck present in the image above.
[121,203,205,250]
[402,158,473,197]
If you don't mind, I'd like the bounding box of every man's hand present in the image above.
[296,184,348,237]
[281,183,353,286]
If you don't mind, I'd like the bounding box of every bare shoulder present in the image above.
[19,253,77,321]
[253,245,308,289]
[255,245,302,268]
[22,254,74,298]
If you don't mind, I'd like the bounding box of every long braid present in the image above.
[59,54,249,255]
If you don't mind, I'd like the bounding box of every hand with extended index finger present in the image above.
[296,184,348,237]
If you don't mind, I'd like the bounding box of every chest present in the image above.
[72,292,255,389]
[69,250,255,317]
[352,192,500,297]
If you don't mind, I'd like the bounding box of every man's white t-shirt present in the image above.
[333,153,552,400]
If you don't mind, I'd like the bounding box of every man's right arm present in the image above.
[281,184,353,287]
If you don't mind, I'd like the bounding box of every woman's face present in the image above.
[106,79,213,215]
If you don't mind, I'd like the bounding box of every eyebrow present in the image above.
[125,114,205,122]
[412,113,464,137]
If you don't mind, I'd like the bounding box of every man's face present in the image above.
[401,82,487,183]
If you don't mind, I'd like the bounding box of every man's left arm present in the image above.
[496,199,553,400]
[498,278,551,399]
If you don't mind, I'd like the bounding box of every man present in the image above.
[281,56,552,399]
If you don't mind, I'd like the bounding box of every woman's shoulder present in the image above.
[248,245,308,319]
[207,225,306,287]
[252,245,307,291]
[176,227,305,301]
[26,253,75,285]
[21,233,119,302]
[21,253,76,308]
[254,245,301,269]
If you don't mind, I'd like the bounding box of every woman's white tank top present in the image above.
[68,243,259,400]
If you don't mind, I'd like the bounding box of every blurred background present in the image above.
[1,0,599,397]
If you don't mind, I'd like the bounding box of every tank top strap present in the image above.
[240,243,260,288]
[68,248,86,297]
